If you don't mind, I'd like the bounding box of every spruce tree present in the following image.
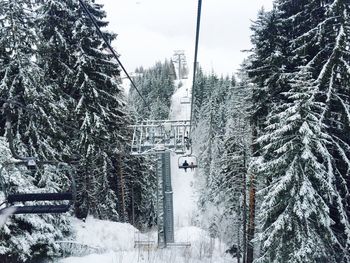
[0,0,61,159]
[248,7,286,131]
[70,0,128,220]
[192,74,241,240]
[129,60,176,120]
[303,2,350,246]
[248,1,350,261]
[0,2,72,261]
[124,154,157,228]
[36,0,79,158]
[255,67,349,263]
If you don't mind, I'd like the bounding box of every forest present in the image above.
[0,0,349,263]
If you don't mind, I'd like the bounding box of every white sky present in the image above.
[96,0,273,76]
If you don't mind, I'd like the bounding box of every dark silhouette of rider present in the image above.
[184,131,191,150]
[182,160,189,172]
[190,162,195,171]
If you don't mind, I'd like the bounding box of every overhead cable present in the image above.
[189,0,203,139]
[78,0,150,110]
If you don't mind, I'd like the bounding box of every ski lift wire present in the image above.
[78,0,150,111]
[189,0,202,143]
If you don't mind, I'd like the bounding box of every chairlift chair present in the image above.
[178,155,198,170]
[0,159,76,215]
[180,97,191,105]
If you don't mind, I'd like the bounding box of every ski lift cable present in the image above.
[78,0,150,111]
[0,0,142,152]
[188,0,202,145]
[176,0,202,166]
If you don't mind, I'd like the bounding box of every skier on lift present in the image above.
[182,160,189,172]
[184,131,191,150]
[190,162,195,171]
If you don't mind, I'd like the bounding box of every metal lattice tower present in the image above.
[130,120,191,156]
[130,120,190,246]
[156,152,174,246]
[172,50,188,80]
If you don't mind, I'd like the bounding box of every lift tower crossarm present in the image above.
[129,120,191,156]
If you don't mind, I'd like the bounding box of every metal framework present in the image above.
[0,112,76,215]
[172,50,188,80]
[127,0,203,247]
[0,160,76,215]
[180,97,191,105]
[130,120,191,155]
[129,120,190,247]
[156,152,174,246]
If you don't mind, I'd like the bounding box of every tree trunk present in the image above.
[237,218,241,263]
[116,154,127,222]
[246,122,258,263]
[242,149,247,263]
[246,174,256,263]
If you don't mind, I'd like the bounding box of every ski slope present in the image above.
[170,79,197,228]
[59,78,233,263]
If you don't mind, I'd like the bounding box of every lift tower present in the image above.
[130,120,190,247]
[172,50,188,80]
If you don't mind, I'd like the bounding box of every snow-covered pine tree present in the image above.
[36,0,79,158]
[36,0,78,90]
[248,7,287,132]
[291,1,350,248]
[123,154,157,229]
[246,9,290,261]
[0,138,72,263]
[0,0,62,159]
[192,68,208,125]
[248,1,350,260]
[0,1,72,261]
[194,67,253,262]
[69,0,128,220]
[127,60,178,226]
[192,73,241,241]
[255,67,349,263]
[221,68,252,261]
[193,74,218,214]
[249,0,349,260]
[129,60,176,120]
[246,8,278,258]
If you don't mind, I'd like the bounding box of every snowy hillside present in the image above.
[59,78,233,263]
[170,79,197,228]
[2,0,349,262]
[59,217,231,263]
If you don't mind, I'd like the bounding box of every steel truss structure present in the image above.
[130,120,191,155]
[129,120,192,247]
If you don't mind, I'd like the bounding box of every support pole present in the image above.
[156,152,174,247]
[163,152,174,243]
[156,153,165,246]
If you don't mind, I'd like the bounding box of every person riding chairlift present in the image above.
[182,160,189,172]
[190,162,195,171]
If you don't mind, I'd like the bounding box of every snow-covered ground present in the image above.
[59,217,231,263]
[59,79,233,263]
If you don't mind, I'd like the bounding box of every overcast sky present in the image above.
[96,0,273,76]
